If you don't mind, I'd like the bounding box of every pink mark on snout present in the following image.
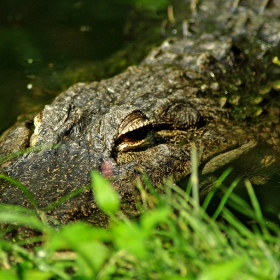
[101,161,114,178]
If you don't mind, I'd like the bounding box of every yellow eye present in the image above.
[115,111,152,152]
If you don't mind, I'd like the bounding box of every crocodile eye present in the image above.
[115,111,152,152]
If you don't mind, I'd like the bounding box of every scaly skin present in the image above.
[0,0,280,224]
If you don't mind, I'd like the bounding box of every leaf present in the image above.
[48,222,109,277]
[198,258,245,280]
[48,222,111,252]
[0,271,18,280]
[76,241,109,277]
[140,206,171,231]
[23,270,54,280]
[91,171,120,216]
[0,212,43,231]
[113,222,147,259]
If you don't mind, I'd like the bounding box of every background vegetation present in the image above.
[0,169,279,279]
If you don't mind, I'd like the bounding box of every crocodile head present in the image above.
[1,64,279,224]
[0,66,229,222]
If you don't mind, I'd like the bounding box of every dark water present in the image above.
[0,1,143,133]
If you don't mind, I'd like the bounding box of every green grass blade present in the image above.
[0,144,60,164]
[43,184,91,212]
[0,174,38,210]
[212,178,239,220]
[244,180,269,236]
[221,208,253,238]
[201,168,233,210]
[0,203,37,215]
[190,144,199,213]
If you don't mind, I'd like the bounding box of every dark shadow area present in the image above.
[0,0,130,133]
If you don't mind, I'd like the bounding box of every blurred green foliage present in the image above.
[0,170,279,279]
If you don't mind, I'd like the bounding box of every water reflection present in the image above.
[0,1,130,133]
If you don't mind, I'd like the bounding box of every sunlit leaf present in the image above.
[113,222,147,259]
[91,171,120,215]
[140,206,171,231]
[0,212,43,231]
[198,258,245,280]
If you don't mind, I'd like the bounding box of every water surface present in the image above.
[0,1,134,133]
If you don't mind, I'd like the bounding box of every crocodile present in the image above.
[0,0,280,225]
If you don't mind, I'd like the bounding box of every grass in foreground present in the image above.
[0,170,279,280]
